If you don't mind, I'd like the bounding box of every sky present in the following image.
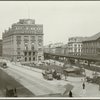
[0,1,100,45]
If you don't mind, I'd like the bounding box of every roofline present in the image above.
[82,38,99,43]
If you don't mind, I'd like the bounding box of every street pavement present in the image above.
[0,68,34,97]
[1,59,100,98]
[2,61,65,96]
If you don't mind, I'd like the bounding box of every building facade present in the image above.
[44,43,63,54]
[2,19,44,63]
[82,32,100,56]
[55,44,69,55]
[0,39,2,57]
[64,44,69,55]
[43,44,55,54]
[68,37,86,56]
[43,43,69,56]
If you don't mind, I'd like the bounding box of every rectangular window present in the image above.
[17,48,20,51]
[29,52,31,56]
[33,52,35,56]
[17,56,21,59]
[17,52,20,55]
[24,36,29,42]
[29,57,31,61]
[31,36,35,42]
[25,57,27,61]
[16,36,21,41]
[38,48,42,52]
[74,49,77,52]
[74,44,77,47]
[25,45,28,50]
[17,41,21,45]
[98,49,100,52]
[38,36,42,42]
[33,57,35,61]
[31,44,34,50]
[38,56,41,61]
[16,36,21,45]
[24,52,27,56]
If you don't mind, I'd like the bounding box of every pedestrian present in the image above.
[64,72,68,81]
[69,91,72,97]
[14,88,17,97]
[53,70,57,78]
[14,88,16,93]
[82,82,85,89]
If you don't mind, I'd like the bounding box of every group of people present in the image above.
[6,88,17,97]
[42,68,62,80]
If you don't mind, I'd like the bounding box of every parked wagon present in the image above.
[52,70,61,80]
[42,69,53,80]
[0,62,8,69]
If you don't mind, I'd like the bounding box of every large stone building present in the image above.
[82,32,100,57]
[2,19,44,63]
[68,37,86,56]
[0,39,2,56]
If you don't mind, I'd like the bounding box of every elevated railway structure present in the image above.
[44,52,100,67]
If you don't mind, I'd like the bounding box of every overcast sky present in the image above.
[0,1,100,45]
